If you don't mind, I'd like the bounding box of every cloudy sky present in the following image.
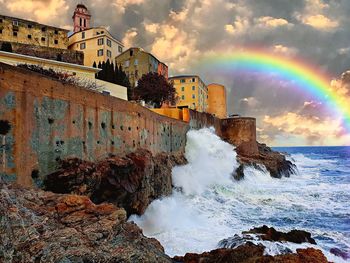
[1,0,350,146]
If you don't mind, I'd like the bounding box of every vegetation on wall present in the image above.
[93,60,130,89]
[17,64,101,92]
[135,72,176,108]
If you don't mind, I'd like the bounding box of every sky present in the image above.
[1,0,350,146]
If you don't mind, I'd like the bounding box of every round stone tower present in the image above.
[207,83,228,119]
[73,3,91,33]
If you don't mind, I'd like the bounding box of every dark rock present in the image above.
[173,243,329,263]
[245,225,317,244]
[236,143,297,179]
[330,247,350,260]
[44,149,187,216]
[0,181,171,263]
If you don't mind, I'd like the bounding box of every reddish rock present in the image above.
[173,244,329,263]
[0,180,172,263]
[235,143,296,179]
[44,149,187,216]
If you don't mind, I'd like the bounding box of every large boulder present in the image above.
[44,149,186,216]
[235,143,297,179]
[173,244,329,263]
[0,181,171,263]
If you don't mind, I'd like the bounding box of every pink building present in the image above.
[73,4,91,33]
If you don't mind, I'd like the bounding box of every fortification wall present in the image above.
[0,41,84,65]
[0,63,258,187]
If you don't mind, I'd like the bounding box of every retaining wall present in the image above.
[0,63,257,187]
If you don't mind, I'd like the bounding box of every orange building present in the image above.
[207,83,227,119]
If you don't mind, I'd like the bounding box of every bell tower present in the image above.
[73,3,91,33]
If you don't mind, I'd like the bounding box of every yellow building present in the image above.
[207,83,228,119]
[0,50,128,100]
[0,14,69,49]
[68,27,124,67]
[169,75,208,112]
[115,47,169,88]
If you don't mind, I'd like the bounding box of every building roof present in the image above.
[68,27,123,45]
[0,14,69,32]
[76,4,88,9]
[169,75,200,79]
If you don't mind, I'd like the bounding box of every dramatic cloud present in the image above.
[1,0,350,145]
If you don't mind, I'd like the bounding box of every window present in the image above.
[13,20,19,26]
[0,29,2,34]
[181,95,185,100]
[101,31,104,34]
[107,39,112,47]
[181,87,185,92]
[41,27,46,32]
[192,86,195,91]
[80,18,82,27]
[27,34,32,39]
[13,32,17,37]
[192,94,196,99]
[0,19,3,23]
[107,50,112,58]
[130,50,133,56]
[97,49,103,56]
[80,42,86,49]
[54,39,58,45]
[82,32,85,39]
[135,70,138,79]
[54,30,58,35]
[192,78,196,82]
[41,37,45,42]
[118,46,123,53]
[28,24,32,29]
[84,19,86,28]
[180,79,186,83]
[124,60,130,67]
[134,59,138,66]
[98,38,104,45]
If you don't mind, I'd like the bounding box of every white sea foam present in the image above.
[130,128,350,262]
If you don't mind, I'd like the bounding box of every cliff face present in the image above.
[44,149,186,216]
[0,180,172,263]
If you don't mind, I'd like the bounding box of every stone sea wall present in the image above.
[0,62,257,187]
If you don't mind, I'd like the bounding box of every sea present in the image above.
[130,128,350,262]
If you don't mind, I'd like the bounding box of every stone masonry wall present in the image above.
[0,41,84,65]
[0,63,257,187]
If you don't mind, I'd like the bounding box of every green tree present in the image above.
[135,72,176,108]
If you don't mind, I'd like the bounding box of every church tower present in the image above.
[72,4,91,33]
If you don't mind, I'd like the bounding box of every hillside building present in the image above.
[68,4,124,67]
[207,83,227,119]
[115,47,168,88]
[0,15,69,49]
[169,75,208,112]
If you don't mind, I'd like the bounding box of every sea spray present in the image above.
[130,130,350,263]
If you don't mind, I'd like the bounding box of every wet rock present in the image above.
[245,225,317,244]
[44,149,186,216]
[173,244,329,263]
[0,180,171,263]
[236,143,297,179]
[330,247,350,260]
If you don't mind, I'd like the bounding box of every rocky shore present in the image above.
[0,179,331,263]
[0,146,335,262]
[235,142,297,180]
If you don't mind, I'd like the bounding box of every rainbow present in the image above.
[199,49,350,134]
